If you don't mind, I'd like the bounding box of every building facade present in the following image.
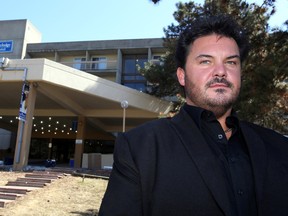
[0,19,172,170]
[26,37,165,93]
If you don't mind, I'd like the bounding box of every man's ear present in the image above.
[177,67,185,86]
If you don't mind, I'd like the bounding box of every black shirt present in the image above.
[183,104,257,216]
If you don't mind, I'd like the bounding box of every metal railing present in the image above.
[60,60,118,72]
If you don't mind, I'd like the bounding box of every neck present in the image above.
[216,108,232,131]
[185,102,233,130]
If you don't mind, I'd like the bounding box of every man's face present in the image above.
[177,34,241,117]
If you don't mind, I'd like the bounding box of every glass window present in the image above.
[73,57,86,70]
[92,57,107,70]
[122,55,148,92]
[152,55,163,65]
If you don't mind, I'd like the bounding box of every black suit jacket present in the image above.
[99,108,288,216]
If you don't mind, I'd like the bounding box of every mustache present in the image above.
[206,78,233,88]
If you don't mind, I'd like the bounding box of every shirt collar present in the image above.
[183,103,239,129]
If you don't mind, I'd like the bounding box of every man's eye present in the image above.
[226,61,236,65]
[200,60,210,64]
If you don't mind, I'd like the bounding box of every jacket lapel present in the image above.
[170,109,234,216]
[240,123,267,213]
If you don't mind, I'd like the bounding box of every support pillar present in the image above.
[74,116,86,168]
[13,83,37,171]
[116,49,122,84]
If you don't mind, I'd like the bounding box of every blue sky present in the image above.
[1,0,287,43]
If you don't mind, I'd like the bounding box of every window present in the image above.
[152,55,163,65]
[92,57,107,70]
[122,55,148,92]
[73,57,86,70]
[153,55,161,60]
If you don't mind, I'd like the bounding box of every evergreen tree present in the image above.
[140,0,288,134]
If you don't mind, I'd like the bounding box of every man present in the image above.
[99,14,288,216]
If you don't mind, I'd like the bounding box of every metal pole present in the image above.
[121,100,128,132]
[15,121,25,163]
[123,107,126,132]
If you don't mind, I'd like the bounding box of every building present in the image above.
[0,19,173,170]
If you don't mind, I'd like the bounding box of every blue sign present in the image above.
[0,40,13,53]
[19,82,30,122]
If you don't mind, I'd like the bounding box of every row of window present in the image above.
[73,57,107,70]
[72,55,161,93]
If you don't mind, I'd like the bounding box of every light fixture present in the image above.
[121,100,129,132]
[0,57,9,68]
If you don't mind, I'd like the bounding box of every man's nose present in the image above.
[212,63,227,77]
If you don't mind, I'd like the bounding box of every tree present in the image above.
[140,0,288,134]
[150,0,161,4]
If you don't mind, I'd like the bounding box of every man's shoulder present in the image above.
[240,121,288,142]
[127,117,173,134]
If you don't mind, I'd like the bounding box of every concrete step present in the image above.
[16,177,53,184]
[0,186,28,194]
[0,199,13,208]
[0,192,24,200]
[25,173,61,179]
[32,170,65,176]
[6,181,46,188]
[0,170,66,208]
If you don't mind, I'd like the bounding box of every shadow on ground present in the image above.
[70,209,99,215]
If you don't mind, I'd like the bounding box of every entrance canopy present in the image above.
[0,58,173,137]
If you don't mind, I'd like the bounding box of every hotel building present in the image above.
[0,19,173,170]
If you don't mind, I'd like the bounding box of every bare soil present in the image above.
[0,171,108,216]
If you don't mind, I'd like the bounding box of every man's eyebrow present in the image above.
[195,54,240,59]
[227,55,240,59]
[195,54,212,59]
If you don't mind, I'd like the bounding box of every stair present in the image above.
[0,171,65,208]
[6,181,47,188]
[0,199,14,208]
[0,187,28,194]
[0,192,24,200]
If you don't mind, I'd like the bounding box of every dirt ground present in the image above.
[0,171,108,216]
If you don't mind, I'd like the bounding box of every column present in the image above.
[74,116,86,168]
[13,82,37,171]
[148,48,152,61]
[116,49,122,84]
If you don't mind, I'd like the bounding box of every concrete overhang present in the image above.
[0,58,173,135]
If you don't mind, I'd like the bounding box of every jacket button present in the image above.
[237,189,244,195]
